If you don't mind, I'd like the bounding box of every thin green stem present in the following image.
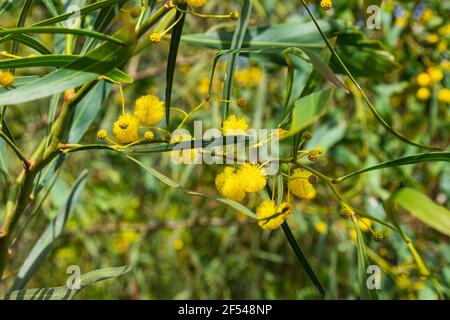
[0,131,30,169]
[177,99,208,130]
[137,2,172,39]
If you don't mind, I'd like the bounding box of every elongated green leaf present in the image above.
[0,0,18,18]
[41,0,60,18]
[289,88,333,134]
[0,26,136,105]
[10,0,33,72]
[352,216,379,300]
[281,222,326,296]
[5,266,131,300]
[222,0,252,118]
[34,0,128,27]
[10,170,89,291]
[298,47,348,92]
[165,4,186,128]
[0,27,125,45]
[392,188,450,237]
[0,28,52,54]
[0,55,134,84]
[81,1,126,53]
[337,152,450,182]
[182,20,397,77]
[289,38,336,150]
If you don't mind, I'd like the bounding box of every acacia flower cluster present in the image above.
[415,67,447,102]
[215,164,267,202]
[98,94,165,144]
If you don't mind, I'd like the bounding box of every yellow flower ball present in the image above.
[215,167,246,202]
[221,114,249,136]
[113,113,139,144]
[173,239,184,251]
[144,130,155,140]
[420,9,433,23]
[442,60,450,71]
[427,34,439,44]
[186,0,207,8]
[237,163,267,193]
[427,67,443,83]
[437,88,450,103]
[230,10,240,21]
[416,73,431,87]
[234,67,262,88]
[315,221,327,234]
[438,41,447,53]
[416,87,431,101]
[134,94,165,125]
[359,218,372,233]
[256,200,285,230]
[0,71,14,87]
[97,129,107,140]
[248,67,262,86]
[150,32,161,43]
[288,168,317,199]
[198,77,209,94]
[320,0,333,10]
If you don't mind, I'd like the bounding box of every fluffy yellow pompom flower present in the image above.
[420,8,433,23]
[237,164,267,193]
[0,71,14,87]
[222,115,249,135]
[427,34,439,44]
[144,131,155,140]
[187,0,207,8]
[320,0,333,10]
[416,73,431,86]
[359,218,372,233]
[215,167,246,202]
[416,87,431,101]
[315,221,327,234]
[289,168,316,199]
[442,60,450,71]
[150,32,161,43]
[438,88,450,103]
[97,129,107,140]
[113,113,139,144]
[134,94,165,125]
[256,200,284,230]
[198,77,209,94]
[427,67,443,83]
[234,67,262,88]
[173,239,184,251]
[438,41,447,53]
